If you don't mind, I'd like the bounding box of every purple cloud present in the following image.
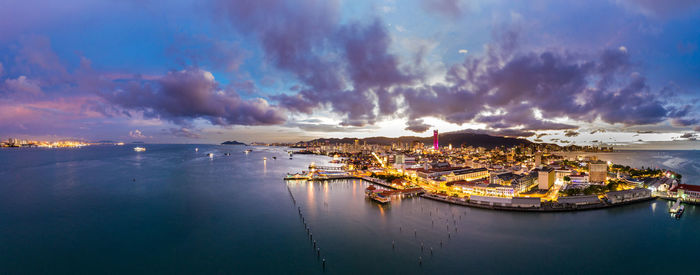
[405,119,432,133]
[100,68,286,126]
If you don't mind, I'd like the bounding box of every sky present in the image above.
[1,0,700,148]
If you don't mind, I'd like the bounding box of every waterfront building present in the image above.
[511,197,541,208]
[669,184,700,203]
[605,188,651,204]
[470,195,511,206]
[589,161,608,183]
[557,195,600,206]
[535,167,555,190]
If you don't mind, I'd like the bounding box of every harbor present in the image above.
[285,162,691,215]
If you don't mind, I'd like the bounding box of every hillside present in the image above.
[303,131,532,149]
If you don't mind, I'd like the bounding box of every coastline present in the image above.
[420,192,657,213]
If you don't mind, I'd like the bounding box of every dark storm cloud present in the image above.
[101,69,286,126]
[404,119,432,133]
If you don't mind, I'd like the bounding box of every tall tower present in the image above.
[433,130,439,150]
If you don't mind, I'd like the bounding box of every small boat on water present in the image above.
[670,199,685,219]
[272,156,277,160]
[676,205,685,219]
[195,148,198,152]
[263,157,267,160]
[133,147,146,152]
[207,153,214,158]
[245,149,253,153]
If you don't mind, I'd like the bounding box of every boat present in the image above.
[245,149,253,153]
[272,156,277,160]
[133,147,146,152]
[263,157,267,160]
[195,148,198,152]
[207,153,214,158]
[676,205,685,219]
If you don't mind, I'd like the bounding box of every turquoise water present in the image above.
[0,145,697,274]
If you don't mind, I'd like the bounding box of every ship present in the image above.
[133,147,146,152]
[207,153,214,158]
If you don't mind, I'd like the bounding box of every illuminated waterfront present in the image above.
[0,145,698,273]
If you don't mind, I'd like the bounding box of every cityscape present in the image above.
[283,129,695,213]
[1,0,700,273]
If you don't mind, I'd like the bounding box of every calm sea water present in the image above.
[0,145,697,274]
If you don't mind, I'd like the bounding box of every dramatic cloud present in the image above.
[405,119,432,133]
[217,0,417,127]
[214,0,699,134]
[101,69,286,126]
[564,130,580,137]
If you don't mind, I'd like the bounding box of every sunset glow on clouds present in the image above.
[1,0,699,147]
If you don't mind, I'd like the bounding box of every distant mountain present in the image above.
[304,131,532,149]
[221,140,248,145]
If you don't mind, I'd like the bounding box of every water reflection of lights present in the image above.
[263,159,267,174]
[307,182,315,205]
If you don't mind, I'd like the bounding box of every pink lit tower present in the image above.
[433,129,439,150]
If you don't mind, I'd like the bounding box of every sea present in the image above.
[0,145,698,274]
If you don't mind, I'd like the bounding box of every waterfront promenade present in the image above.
[285,173,659,212]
